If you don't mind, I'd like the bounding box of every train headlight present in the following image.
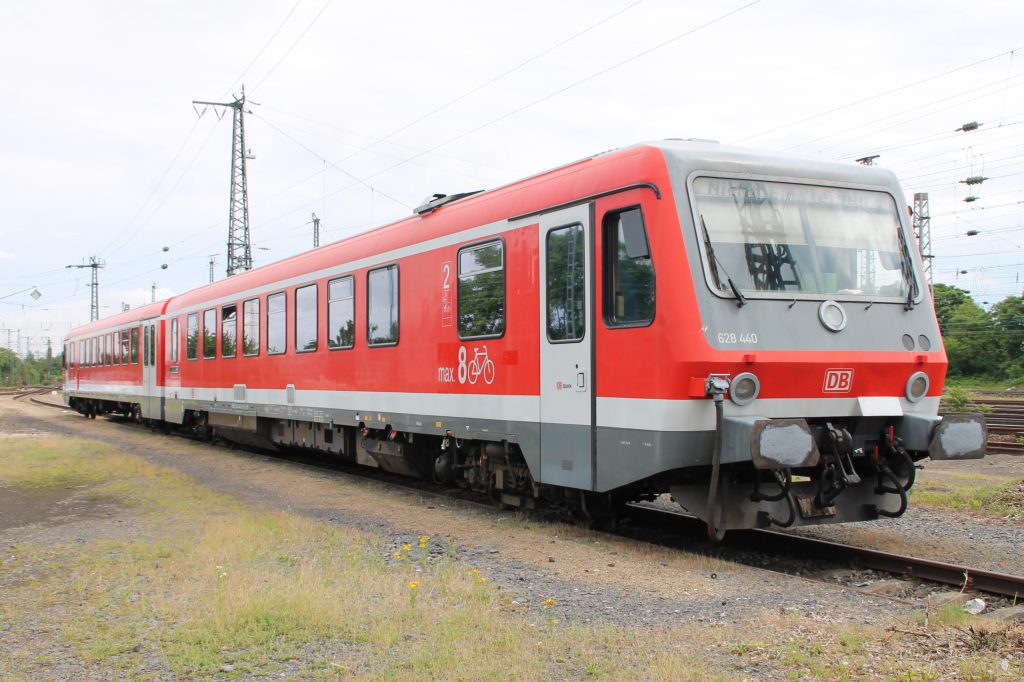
[905,371,930,403]
[729,372,760,406]
[818,300,847,332]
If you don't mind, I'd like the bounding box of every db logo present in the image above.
[823,369,854,393]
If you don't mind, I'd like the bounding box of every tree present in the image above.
[991,295,1024,376]
[931,283,969,335]
[942,295,1002,376]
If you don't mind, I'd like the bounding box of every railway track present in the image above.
[627,504,1024,600]
[940,396,1024,452]
[987,440,1024,455]
[741,529,1024,599]
[10,386,66,410]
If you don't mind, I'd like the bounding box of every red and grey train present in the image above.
[63,139,986,537]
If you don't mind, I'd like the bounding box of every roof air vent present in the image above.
[413,190,484,215]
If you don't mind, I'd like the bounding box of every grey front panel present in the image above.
[657,144,942,354]
[595,427,714,492]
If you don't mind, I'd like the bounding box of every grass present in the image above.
[2,436,1022,680]
[0,438,720,679]
[910,471,1024,517]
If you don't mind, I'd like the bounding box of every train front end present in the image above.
[659,142,986,536]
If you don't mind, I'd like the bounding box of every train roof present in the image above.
[66,299,169,338]
[650,138,902,189]
[69,139,906,332]
[163,142,669,313]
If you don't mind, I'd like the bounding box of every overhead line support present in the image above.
[193,85,254,278]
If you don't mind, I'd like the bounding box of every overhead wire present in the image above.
[253,110,502,184]
[220,0,304,98]
[779,73,1024,154]
[257,114,411,209]
[103,115,227,260]
[176,0,765,258]
[821,84,1024,158]
[731,44,1024,145]
[297,0,764,203]
[96,116,204,259]
[327,0,647,166]
[258,104,512,172]
[250,0,334,95]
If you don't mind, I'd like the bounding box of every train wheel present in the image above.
[580,491,626,530]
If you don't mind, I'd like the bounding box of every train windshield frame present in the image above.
[691,175,918,303]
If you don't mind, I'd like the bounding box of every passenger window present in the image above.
[186,313,198,360]
[143,326,150,366]
[148,324,155,366]
[327,276,354,349]
[243,298,260,356]
[295,284,318,352]
[367,265,398,346]
[603,207,654,326]
[546,224,586,342]
[130,327,139,364]
[104,334,111,366]
[203,309,216,359]
[458,240,505,339]
[121,330,129,364]
[113,332,120,365]
[221,304,237,358]
[267,292,286,354]
[170,319,179,362]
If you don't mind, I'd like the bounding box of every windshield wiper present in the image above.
[700,214,747,307]
[895,223,918,311]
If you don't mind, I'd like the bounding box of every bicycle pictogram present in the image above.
[458,345,495,385]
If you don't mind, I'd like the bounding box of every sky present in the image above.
[1,0,1022,357]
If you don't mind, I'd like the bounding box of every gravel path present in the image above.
[788,504,1024,576]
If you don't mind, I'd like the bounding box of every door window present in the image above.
[546,224,586,342]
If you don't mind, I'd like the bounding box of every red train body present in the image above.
[63,140,986,535]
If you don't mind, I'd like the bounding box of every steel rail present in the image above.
[738,529,1024,599]
[627,503,1024,599]
[986,440,1024,455]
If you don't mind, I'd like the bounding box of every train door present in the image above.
[141,319,161,419]
[68,341,79,390]
[538,204,594,490]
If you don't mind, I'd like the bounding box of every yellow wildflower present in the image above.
[474,576,487,585]
[408,581,419,590]
[542,598,557,609]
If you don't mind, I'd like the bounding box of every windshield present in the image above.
[693,177,913,299]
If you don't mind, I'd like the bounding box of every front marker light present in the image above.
[905,371,929,403]
[729,372,760,406]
